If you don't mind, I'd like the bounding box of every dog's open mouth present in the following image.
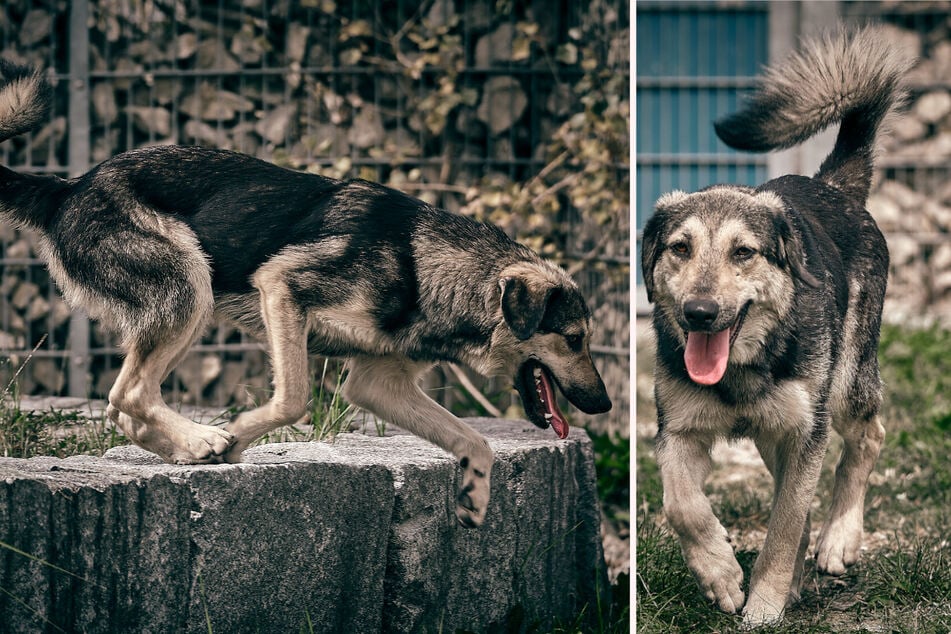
[683,302,751,386]
[515,360,570,439]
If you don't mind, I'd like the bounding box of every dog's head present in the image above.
[641,187,820,386]
[487,260,611,438]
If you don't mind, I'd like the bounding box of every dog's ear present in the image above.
[499,276,555,340]
[774,212,822,288]
[640,213,663,303]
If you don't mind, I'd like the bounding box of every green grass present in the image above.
[636,323,951,632]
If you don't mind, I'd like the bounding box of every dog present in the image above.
[640,27,911,625]
[0,59,611,528]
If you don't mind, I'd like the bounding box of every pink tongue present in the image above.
[536,368,570,439]
[684,330,731,385]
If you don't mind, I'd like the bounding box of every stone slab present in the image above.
[0,418,607,633]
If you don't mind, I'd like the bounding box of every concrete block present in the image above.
[0,418,606,633]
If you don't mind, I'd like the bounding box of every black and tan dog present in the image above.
[641,27,910,625]
[0,60,610,528]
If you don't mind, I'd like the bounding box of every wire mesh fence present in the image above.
[0,0,629,434]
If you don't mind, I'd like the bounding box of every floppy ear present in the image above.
[640,213,663,303]
[499,276,555,340]
[774,212,821,288]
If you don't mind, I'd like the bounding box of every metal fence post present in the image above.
[67,0,90,397]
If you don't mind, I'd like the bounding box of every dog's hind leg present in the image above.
[343,355,494,528]
[223,272,309,462]
[108,333,235,464]
[815,413,885,575]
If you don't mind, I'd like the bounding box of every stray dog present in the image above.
[641,27,910,625]
[0,59,611,528]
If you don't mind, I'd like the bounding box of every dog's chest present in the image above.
[657,374,815,437]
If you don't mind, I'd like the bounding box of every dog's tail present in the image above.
[714,26,914,204]
[0,59,66,230]
[0,60,52,143]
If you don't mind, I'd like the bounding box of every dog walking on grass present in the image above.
[0,59,610,528]
[641,26,911,625]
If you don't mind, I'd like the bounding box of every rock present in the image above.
[462,0,493,31]
[0,419,607,633]
[92,82,119,126]
[174,354,223,399]
[152,78,183,106]
[888,113,927,145]
[286,23,310,64]
[11,282,40,310]
[878,23,923,62]
[127,106,172,138]
[475,22,516,67]
[476,76,528,135]
[886,234,920,267]
[546,83,574,117]
[50,297,72,329]
[0,330,23,350]
[30,358,64,393]
[6,239,31,260]
[19,9,51,47]
[176,32,198,59]
[425,0,456,27]
[608,28,630,66]
[913,90,951,124]
[932,40,951,82]
[923,199,951,231]
[95,367,120,399]
[347,105,385,149]
[255,103,297,145]
[183,120,229,147]
[866,194,900,232]
[230,23,266,65]
[197,39,241,71]
[25,295,50,322]
[30,116,66,156]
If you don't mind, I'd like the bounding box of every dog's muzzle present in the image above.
[514,360,611,439]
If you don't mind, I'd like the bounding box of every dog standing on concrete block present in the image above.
[641,27,910,625]
[0,59,611,528]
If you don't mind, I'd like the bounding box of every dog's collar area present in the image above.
[515,360,569,439]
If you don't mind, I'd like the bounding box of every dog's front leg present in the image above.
[343,355,494,528]
[743,429,827,627]
[657,429,745,614]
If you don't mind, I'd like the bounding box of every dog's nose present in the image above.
[683,298,719,330]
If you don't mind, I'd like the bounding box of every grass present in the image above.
[636,323,951,632]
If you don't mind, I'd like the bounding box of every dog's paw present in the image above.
[815,519,863,575]
[455,455,492,528]
[221,436,252,464]
[170,426,236,464]
[684,539,745,614]
[741,592,785,628]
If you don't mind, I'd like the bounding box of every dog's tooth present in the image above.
[533,367,542,379]
[544,413,553,420]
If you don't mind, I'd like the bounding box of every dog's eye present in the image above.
[669,242,690,257]
[733,246,756,261]
[564,333,584,352]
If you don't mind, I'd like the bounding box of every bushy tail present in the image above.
[0,60,65,230]
[714,26,914,204]
[0,59,52,143]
